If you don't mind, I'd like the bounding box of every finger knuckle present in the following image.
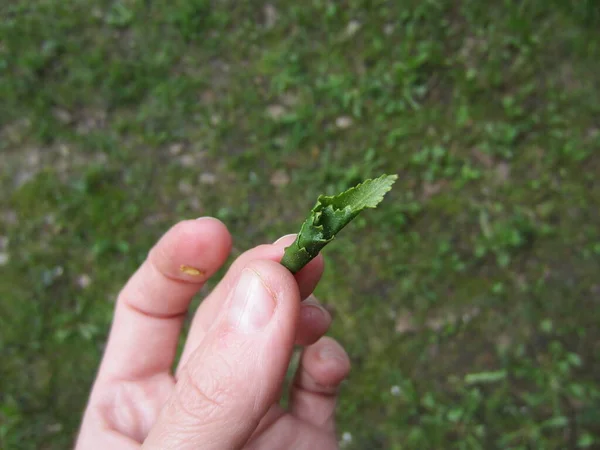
[176,360,237,422]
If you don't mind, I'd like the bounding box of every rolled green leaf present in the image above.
[281,174,398,273]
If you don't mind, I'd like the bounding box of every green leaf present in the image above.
[281,174,397,273]
[541,415,568,429]
[578,432,595,448]
[464,370,507,385]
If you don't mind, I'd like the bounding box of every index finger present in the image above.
[97,218,232,381]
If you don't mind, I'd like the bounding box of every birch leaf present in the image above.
[281,174,398,273]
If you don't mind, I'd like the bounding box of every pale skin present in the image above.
[76,217,351,449]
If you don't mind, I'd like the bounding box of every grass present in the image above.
[1,0,600,448]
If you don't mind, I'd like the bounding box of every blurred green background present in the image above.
[1,1,600,449]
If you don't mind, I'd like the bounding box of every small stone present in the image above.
[27,151,41,167]
[273,136,287,147]
[494,162,511,183]
[210,114,221,126]
[336,116,353,129]
[199,173,217,185]
[384,24,395,35]
[496,334,512,352]
[58,144,70,157]
[427,343,440,358]
[340,432,353,448]
[144,213,167,226]
[426,315,453,331]
[0,252,9,266]
[264,4,278,29]
[178,180,193,195]
[76,109,107,134]
[56,159,70,176]
[345,20,361,37]
[188,197,201,210]
[270,169,290,187]
[390,385,402,396]
[471,148,494,168]
[201,90,216,104]
[281,92,299,107]
[461,307,481,323]
[2,211,18,225]
[42,266,64,286]
[52,108,73,124]
[94,152,108,164]
[421,181,446,200]
[169,143,184,155]
[180,155,195,167]
[42,215,56,229]
[395,313,418,334]
[91,7,103,18]
[15,171,35,188]
[267,104,286,120]
[46,423,63,433]
[77,274,92,289]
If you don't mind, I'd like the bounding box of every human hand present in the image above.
[76,218,350,449]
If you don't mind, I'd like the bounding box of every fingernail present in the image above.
[273,234,297,245]
[301,298,331,322]
[319,341,347,362]
[229,269,275,333]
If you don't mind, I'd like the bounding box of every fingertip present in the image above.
[316,337,350,365]
[272,233,325,299]
[295,253,325,299]
[290,337,349,430]
[221,237,324,300]
[245,259,302,307]
[151,218,232,281]
[296,296,332,346]
[304,337,351,387]
[165,217,232,249]
[192,217,233,249]
[273,233,297,245]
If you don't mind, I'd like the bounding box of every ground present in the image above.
[1,1,600,449]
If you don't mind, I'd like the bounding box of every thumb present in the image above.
[143,260,300,450]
